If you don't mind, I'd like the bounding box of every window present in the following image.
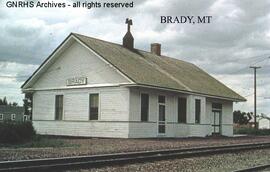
[141,93,149,121]
[178,97,187,123]
[0,114,3,120]
[89,94,99,120]
[158,95,166,134]
[212,103,222,110]
[158,104,166,133]
[195,99,201,123]
[158,95,165,104]
[55,95,63,120]
[11,114,16,121]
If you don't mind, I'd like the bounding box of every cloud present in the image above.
[0,61,38,104]
[0,0,269,115]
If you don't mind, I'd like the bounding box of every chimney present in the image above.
[151,43,161,56]
[123,18,134,49]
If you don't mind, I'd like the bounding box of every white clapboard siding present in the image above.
[188,95,206,124]
[174,124,189,137]
[129,88,189,123]
[32,87,130,137]
[33,92,55,120]
[221,125,233,136]
[33,87,129,121]
[64,92,89,121]
[222,101,233,125]
[129,89,140,121]
[174,124,211,137]
[221,101,233,136]
[128,122,157,138]
[206,98,233,136]
[165,94,174,122]
[205,100,212,125]
[33,121,129,138]
[33,41,129,89]
[33,86,234,138]
[100,89,129,121]
[128,87,233,138]
[128,87,211,137]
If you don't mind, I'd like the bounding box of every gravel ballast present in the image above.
[72,149,270,172]
[0,136,269,161]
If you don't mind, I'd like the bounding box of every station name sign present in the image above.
[66,77,87,86]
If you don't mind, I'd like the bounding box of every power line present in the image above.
[244,92,254,98]
[243,94,268,99]
[0,75,29,78]
[215,55,270,81]
[220,53,270,64]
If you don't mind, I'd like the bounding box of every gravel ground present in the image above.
[71,149,270,172]
[0,136,270,161]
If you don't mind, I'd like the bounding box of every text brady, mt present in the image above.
[161,16,212,24]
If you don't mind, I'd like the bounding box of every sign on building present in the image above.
[66,77,87,86]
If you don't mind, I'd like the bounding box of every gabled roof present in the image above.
[22,33,246,102]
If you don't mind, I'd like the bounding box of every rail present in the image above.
[0,142,269,172]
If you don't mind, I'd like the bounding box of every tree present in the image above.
[2,97,7,105]
[12,102,18,107]
[23,93,33,120]
[0,97,19,106]
[233,110,252,125]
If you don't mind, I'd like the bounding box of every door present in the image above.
[211,111,221,135]
[158,95,166,135]
[158,104,166,134]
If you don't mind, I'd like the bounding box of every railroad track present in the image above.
[233,164,270,172]
[0,142,270,172]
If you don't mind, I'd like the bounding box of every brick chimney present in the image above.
[123,18,134,49]
[151,43,161,56]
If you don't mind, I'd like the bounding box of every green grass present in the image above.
[0,135,79,149]
[234,128,270,135]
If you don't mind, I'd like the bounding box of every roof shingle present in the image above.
[73,33,245,101]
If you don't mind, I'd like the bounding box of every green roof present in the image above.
[73,33,245,102]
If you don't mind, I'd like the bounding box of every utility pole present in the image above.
[250,66,261,129]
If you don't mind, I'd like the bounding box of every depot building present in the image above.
[21,19,246,138]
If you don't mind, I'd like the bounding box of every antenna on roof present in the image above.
[125,18,133,32]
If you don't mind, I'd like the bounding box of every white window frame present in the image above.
[11,114,16,121]
[140,92,150,122]
[157,95,166,135]
[178,96,187,124]
[89,93,100,121]
[0,114,3,120]
[55,95,64,120]
[195,99,201,124]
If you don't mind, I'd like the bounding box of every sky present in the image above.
[0,0,269,116]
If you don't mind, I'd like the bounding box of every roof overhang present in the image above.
[127,84,247,102]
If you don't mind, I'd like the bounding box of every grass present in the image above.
[0,135,79,149]
[234,128,270,135]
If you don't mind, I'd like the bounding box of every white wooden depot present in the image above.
[22,35,235,138]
